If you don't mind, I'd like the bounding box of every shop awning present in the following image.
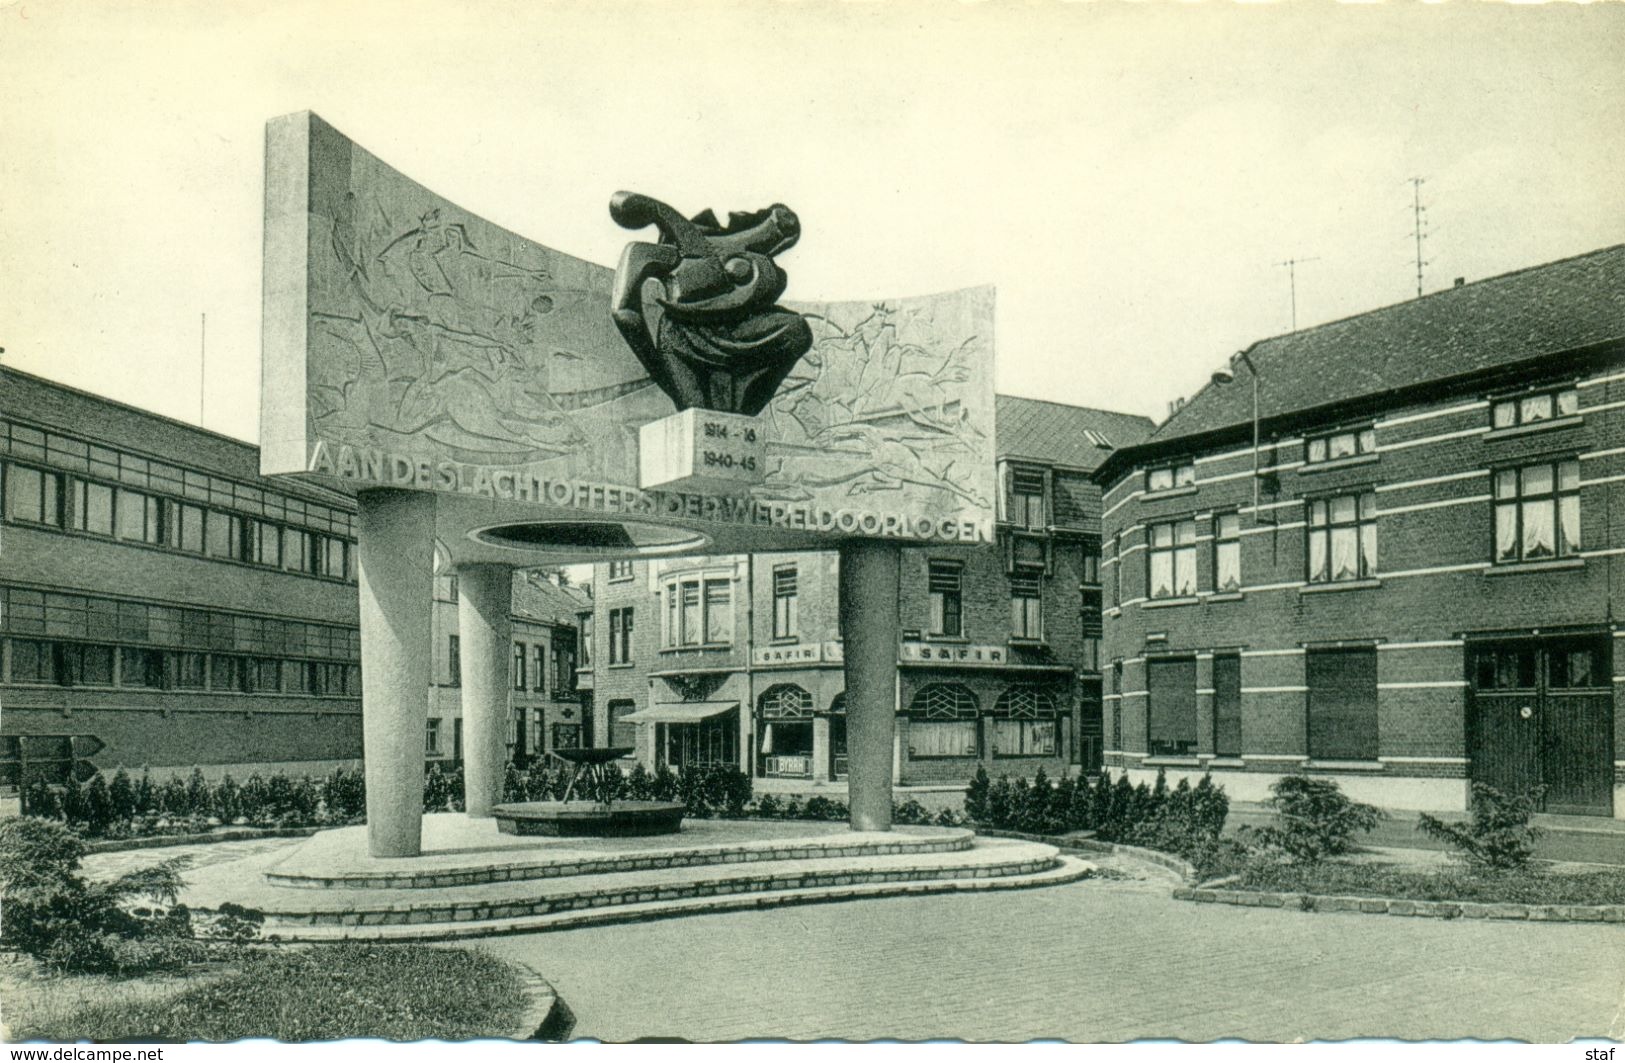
[620,701,739,725]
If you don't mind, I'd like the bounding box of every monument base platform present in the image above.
[492,800,685,837]
[178,814,1091,941]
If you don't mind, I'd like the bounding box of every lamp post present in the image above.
[1211,347,1262,517]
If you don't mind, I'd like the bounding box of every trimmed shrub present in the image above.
[893,798,932,825]
[963,765,992,823]
[1251,774,1384,864]
[1418,783,1545,872]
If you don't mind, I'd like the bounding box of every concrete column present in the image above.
[457,563,515,817]
[357,489,436,858]
[839,541,900,831]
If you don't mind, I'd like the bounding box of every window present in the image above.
[1081,547,1100,586]
[319,536,349,580]
[1110,662,1123,750]
[772,566,798,639]
[553,641,575,695]
[172,651,206,690]
[1147,657,1197,757]
[426,719,441,755]
[1307,647,1378,761]
[1305,427,1376,464]
[552,722,582,750]
[990,687,1059,757]
[284,660,313,694]
[609,699,638,747]
[1494,460,1580,563]
[247,519,281,566]
[64,643,115,687]
[177,503,206,554]
[116,488,162,545]
[609,607,634,664]
[246,658,281,693]
[910,683,979,719]
[608,560,634,581]
[448,635,461,686]
[1213,654,1241,757]
[1010,572,1043,640]
[1213,512,1241,592]
[211,654,245,693]
[1491,385,1579,430]
[1010,467,1046,528]
[927,561,962,637]
[909,721,978,757]
[1109,536,1121,607]
[6,465,63,526]
[513,642,526,691]
[579,614,593,667]
[533,644,546,692]
[989,717,1057,756]
[118,647,164,688]
[206,510,242,560]
[1147,519,1197,599]
[9,639,60,683]
[75,481,113,535]
[1080,637,1100,673]
[1308,493,1377,583]
[664,578,732,647]
[1147,461,1195,493]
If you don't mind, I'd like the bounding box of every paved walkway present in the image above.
[482,860,1625,1043]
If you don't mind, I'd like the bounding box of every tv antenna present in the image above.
[1407,177,1431,298]
[1277,256,1320,331]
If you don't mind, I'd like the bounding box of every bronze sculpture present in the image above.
[609,191,813,417]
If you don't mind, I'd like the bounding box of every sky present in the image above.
[2,1,1623,441]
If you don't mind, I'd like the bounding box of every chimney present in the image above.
[1453,277,1465,288]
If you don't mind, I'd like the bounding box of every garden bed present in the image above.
[3,944,533,1042]
[1214,861,1625,907]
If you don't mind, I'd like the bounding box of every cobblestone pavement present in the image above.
[80,837,305,880]
[482,858,1625,1043]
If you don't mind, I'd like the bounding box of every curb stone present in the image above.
[1170,886,1625,924]
[977,828,1198,882]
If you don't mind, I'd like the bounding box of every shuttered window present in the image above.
[1306,648,1377,761]
[1147,658,1197,756]
[1213,654,1242,757]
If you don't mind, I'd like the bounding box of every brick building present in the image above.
[580,396,1154,792]
[0,367,365,780]
[1093,245,1625,817]
[425,566,588,768]
[0,366,589,786]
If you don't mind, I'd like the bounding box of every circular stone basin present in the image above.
[491,800,685,838]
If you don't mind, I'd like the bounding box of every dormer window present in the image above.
[1146,461,1195,493]
[1305,427,1376,464]
[1491,386,1578,430]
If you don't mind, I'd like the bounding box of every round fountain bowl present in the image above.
[491,800,686,837]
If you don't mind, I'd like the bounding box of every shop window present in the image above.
[989,718,1057,757]
[1491,385,1579,429]
[608,699,638,748]
[1494,460,1580,563]
[1307,493,1377,583]
[1306,647,1378,761]
[1148,519,1197,599]
[1147,658,1197,756]
[908,720,978,758]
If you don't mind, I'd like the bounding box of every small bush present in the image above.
[0,816,197,974]
[963,765,992,823]
[1251,774,1384,864]
[1418,783,1545,872]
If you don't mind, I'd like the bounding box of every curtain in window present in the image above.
[1558,494,1580,554]
[705,582,731,643]
[1495,504,1518,561]
[1522,497,1555,559]
[1330,526,1358,580]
